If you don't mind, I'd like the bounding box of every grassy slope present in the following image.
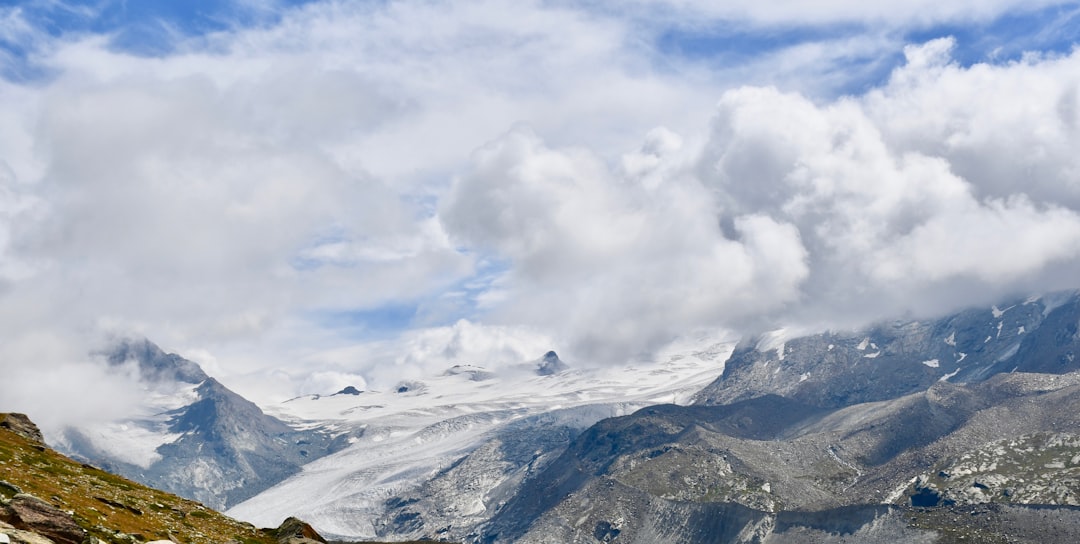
[1,413,276,543]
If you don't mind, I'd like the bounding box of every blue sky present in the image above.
[2,0,1080,401]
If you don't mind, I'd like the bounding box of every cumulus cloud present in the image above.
[439,38,1080,359]
[441,128,809,362]
[2,0,1080,417]
[699,39,1080,324]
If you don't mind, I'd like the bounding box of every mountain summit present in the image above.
[535,351,568,376]
[58,339,350,510]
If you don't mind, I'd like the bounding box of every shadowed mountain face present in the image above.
[694,292,1080,409]
[476,372,1080,543]
[59,339,351,510]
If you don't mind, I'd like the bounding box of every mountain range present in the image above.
[33,292,1080,542]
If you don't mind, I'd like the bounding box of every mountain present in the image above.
[694,292,1080,408]
[57,293,1080,542]
[476,368,1080,543]
[55,339,350,510]
[463,292,1080,542]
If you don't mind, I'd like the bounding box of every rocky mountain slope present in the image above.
[462,292,1080,543]
[476,370,1080,543]
[1,412,322,544]
[694,292,1080,408]
[55,339,349,510]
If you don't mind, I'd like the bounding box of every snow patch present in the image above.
[940,368,961,382]
[945,332,956,347]
[857,337,870,351]
[921,359,939,368]
[863,351,880,359]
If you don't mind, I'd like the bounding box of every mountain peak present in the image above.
[536,350,568,376]
[103,338,209,384]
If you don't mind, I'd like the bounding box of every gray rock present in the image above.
[0,494,84,544]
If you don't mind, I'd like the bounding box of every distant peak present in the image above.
[536,350,568,376]
[333,386,363,396]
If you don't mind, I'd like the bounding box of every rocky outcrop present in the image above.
[0,494,85,544]
[0,415,43,445]
[270,517,326,544]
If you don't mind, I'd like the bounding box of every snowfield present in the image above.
[226,335,735,538]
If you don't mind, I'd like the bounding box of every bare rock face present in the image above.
[0,415,43,445]
[271,517,326,544]
[0,494,85,544]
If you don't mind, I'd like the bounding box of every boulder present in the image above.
[0,495,84,544]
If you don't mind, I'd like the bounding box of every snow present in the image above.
[939,368,961,382]
[921,359,940,368]
[56,382,198,469]
[863,351,880,358]
[856,337,870,351]
[228,335,738,538]
[945,332,956,347]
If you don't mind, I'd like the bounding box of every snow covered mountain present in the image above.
[228,291,1080,543]
[471,291,1080,543]
[55,339,348,510]
[225,335,737,540]
[54,292,1080,542]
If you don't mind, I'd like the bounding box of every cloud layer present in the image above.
[1,1,1079,417]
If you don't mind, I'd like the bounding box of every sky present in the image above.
[2,0,1080,425]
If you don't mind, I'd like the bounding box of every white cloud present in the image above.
[1,0,1080,415]
[623,0,1076,26]
[441,128,809,362]
[698,39,1080,324]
